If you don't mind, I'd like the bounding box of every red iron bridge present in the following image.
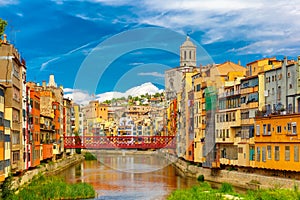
[64,136,176,149]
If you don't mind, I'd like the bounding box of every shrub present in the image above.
[197,174,205,182]
[220,182,233,193]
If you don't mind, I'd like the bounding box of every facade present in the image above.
[0,86,7,181]
[0,38,24,173]
[63,98,73,154]
[264,57,300,115]
[255,113,300,171]
[28,89,40,167]
[215,78,243,166]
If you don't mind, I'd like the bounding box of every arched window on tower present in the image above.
[189,51,192,59]
[184,51,186,60]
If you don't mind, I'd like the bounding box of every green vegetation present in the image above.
[1,174,15,199]
[197,174,204,182]
[168,182,300,200]
[10,174,95,200]
[0,18,7,38]
[84,152,97,160]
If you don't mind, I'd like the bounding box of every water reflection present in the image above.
[59,153,198,200]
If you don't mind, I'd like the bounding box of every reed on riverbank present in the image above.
[168,182,300,200]
[9,174,95,200]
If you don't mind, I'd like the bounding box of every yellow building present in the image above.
[246,57,282,77]
[193,73,206,163]
[255,113,300,171]
[179,70,199,162]
[215,77,243,166]
[98,103,108,121]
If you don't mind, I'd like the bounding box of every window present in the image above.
[275,146,280,161]
[289,84,293,89]
[294,145,299,162]
[196,84,200,92]
[278,86,281,100]
[238,147,243,153]
[256,147,260,162]
[285,146,290,161]
[292,122,297,134]
[13,86,20,102]
[226,129,229,138]
[277,126,281,133]
[256,125,260,136]
[263,124,267,135]
[267,124,271,135]
[12,131,20,144]
[267,145,272,160]
[262,147,266,162]
[287,123,292,132]
[12,151,20,162]
[288,72,291,77]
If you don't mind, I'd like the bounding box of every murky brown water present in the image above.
[59,152,199,200]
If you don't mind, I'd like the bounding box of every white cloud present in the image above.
[40,41,94,70]
[138,72,164,78]
[135,0,300,56]
[0,0,18,6]
[54,0,300,56]
[16,13,23,17]
[64,82,163,105]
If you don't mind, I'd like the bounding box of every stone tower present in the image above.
[180,36,197,67]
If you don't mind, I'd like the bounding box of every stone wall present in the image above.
[12,154,84,189]
[168,153,300,190]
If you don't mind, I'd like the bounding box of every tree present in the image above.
[0,18,7,38]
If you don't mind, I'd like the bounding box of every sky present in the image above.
[1,0,300,101]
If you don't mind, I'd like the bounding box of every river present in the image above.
[59,151,199,200]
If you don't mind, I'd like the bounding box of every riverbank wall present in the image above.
[163,152,300,190]
[12,154,84,189]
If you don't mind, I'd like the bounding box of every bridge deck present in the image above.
[64,136,176,149]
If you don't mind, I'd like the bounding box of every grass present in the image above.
[11,174,95,200]
[168,182,300,200]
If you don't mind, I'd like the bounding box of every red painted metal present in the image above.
[64,136,176,149]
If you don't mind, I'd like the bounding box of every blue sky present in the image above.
[1,0,299,96]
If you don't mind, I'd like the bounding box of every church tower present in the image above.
[180,36,196,67]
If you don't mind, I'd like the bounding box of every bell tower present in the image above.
[180,36,196,67]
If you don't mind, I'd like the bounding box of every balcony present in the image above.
[219,158,238,165]
[216,137,234,143]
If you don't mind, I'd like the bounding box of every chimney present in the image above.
[42,81,46,89]
[284,56,288,66]
[238,60,241,66]
[3,34,7,44]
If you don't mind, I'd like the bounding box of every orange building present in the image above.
[29,89,40,167]
[255,113,300,171]
[167,98,177,136]
[0,86,5,181]
[40,115,53,161]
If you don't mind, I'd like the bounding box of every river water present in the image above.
[59,151,199,200]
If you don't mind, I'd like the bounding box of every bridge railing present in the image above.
[64,135,176,149]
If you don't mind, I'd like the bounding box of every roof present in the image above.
[246,57,277,66]
[180,36,196,48]
[213,61,246,75]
